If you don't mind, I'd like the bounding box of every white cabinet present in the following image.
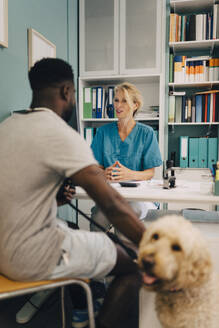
[78,0,166,173]
[79,0,119,76]
[120,0,161,75]
[79,0,162,77]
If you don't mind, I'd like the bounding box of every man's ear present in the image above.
[60,84,70,101]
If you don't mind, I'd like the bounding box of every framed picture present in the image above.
[0,0,8,47]
[28,28,56,69]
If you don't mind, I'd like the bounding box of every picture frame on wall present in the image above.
[0,0,8,47]
[28,28,56,69]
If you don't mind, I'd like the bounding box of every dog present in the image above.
[138,215,219,328]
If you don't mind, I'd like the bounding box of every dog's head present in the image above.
[138,215,212,292]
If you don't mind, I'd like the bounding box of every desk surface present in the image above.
[74,180,219,205]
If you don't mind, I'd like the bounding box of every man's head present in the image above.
[28,58,76,122]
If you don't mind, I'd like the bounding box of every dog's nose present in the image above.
[142,256,154,272]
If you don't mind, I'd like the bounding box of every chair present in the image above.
[0,275,95,328]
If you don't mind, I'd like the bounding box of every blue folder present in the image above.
[198,138,208,168]
[195,95,202,122]
[107,86,114,118]
[91,87,97,118]
[96,87,103,119]
[179,136,189,168]
[208,138,218,169]
[189,138,199,168]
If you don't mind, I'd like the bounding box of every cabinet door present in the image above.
[79,0,119,76]
[120,0,162,75]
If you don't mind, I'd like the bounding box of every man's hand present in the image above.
[105,161,133,181]
[56,179,76,206]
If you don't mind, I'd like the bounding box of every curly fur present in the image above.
[138,215,219,328]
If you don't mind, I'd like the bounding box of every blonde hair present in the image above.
[114,82,143,117]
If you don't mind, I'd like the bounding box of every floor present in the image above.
[0,288,74,328]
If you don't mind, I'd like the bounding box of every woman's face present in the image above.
[114,90,136,119]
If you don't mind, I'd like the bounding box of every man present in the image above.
[0,58,145,327]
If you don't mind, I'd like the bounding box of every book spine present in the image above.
[209,58,215,81]
[169,95,175,123]
[190,61,195,83]
[174,56,183,83]
[169,54,174,83]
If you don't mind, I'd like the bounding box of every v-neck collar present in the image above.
[116,121,137,142]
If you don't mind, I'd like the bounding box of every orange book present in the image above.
[195,61,200,81]
[190,61,195,82]
[199,60,204,81]
[209,58,215,81]
[170,14,177,42]
[176,15,179,42]
[186,61,190,82]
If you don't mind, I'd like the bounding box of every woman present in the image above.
[90,82,162,231]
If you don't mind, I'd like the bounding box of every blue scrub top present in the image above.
[91,122,162,170]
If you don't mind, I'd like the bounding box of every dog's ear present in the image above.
[182,243,212,288]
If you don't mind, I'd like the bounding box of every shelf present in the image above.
[79,74,160,85]
[135,117,159,121]
[169,40,219,52]
[169,81,219,88]
[170,0,214,14]
[82,117,159,122]
[82,118,117,122]
[168,122,219,125]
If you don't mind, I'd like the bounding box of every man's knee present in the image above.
[108,244,139,276]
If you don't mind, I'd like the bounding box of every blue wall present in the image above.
[0,0,78,122]
[0,0,78,222]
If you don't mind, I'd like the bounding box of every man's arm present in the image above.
[70,164,146,246]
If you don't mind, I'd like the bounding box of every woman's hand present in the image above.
[105,161,133,181]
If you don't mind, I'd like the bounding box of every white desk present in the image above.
[74,180,219,205]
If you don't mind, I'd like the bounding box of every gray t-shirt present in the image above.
[0,108,96,281]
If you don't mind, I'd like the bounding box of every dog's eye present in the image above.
[172,244,181,251]
[152,233,159,241]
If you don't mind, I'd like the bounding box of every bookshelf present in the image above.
[79,0,166,170]
[168,0,219,175]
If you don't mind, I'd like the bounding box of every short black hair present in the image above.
[28,58,74,90]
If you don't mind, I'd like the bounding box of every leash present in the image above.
[67,202,137,261]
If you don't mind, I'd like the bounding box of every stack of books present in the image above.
[169,55,219,83]
[169,4,219,42]
[169,90,219,123]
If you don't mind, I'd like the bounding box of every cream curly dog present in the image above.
[138,215,219,328]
